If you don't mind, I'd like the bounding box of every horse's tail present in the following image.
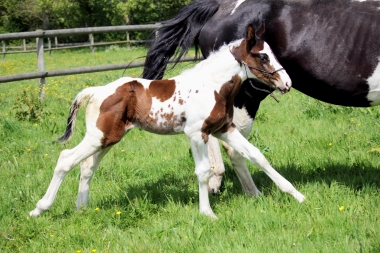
[57,87,97,143]
[142,0,220,80]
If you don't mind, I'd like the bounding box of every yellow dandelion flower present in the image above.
[339,206,345,211]
[44,154,48,157]
[121,149,125,152]
[50,234,54,237]
[92,250,97,253]
[34,123,38,127]
[95,207,100,211]
[116,211,121,215]
[76,251,81,253]
[27,148,31,151]
[328,143,332,146]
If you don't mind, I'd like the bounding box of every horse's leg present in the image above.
[188,133,216,219]
[207,136,225,194]
[216,128,305,203]
[76,147,112,209]
[223,107,261,196]
[208,106,261,195]
[29,135,102,217]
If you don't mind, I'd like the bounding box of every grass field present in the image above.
[0,46,379,253]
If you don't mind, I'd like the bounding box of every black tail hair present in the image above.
[57,100,80,143]
[142,0,220,80]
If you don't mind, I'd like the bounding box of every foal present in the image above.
[30,24,304,219]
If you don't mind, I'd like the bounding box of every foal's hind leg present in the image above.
[29,135,103,217]
[217,128,305,203]
[76,147,112,209]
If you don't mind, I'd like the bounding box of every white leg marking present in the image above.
[207,136,225,194]
[222,106,261,196]
[366,57,380,106]
[76,147,111,209]
[189,133,217,219]
[218,128,305,203]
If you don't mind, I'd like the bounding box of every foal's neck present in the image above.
[180,44,245,87]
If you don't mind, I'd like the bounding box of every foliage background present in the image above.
[0,0,192,42]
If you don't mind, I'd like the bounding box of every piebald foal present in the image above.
[30,24,304,219]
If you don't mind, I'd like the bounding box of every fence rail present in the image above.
[0,24,160,40]
[0,56,197,83]
[0,24,179,99]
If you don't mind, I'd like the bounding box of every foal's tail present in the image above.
[142,0,219,80]
[57,87,97,143]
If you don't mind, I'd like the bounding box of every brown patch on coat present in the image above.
[149,80,176,102]
[201,75,242,142]
[96,80,154,147]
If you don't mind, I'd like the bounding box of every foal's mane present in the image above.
[179,39,243,77]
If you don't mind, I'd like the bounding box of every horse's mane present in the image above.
[142,0,220,80]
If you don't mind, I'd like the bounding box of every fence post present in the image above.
[55,37,58,48]
[2,41,5,61]
[48,37,52,56]
[126,31,130,49]
[89,33,94,54]
[23,39,27,51]
[36,31,46,100]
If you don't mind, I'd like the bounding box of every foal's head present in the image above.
[231,23,291,94]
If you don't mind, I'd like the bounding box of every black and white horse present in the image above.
[143,0,380,195]
[30,25,303,219]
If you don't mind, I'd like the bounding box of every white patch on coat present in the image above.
[366,58,380,106]
[230,0,246,15]
[261,42,292,88]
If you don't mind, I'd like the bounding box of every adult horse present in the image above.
[143,0,380,195]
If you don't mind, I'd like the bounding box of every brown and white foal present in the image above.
[30,25,304,219]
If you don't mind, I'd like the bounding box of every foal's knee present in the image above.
[80,155,96,178]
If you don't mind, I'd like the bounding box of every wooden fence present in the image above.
[0,24,197,99]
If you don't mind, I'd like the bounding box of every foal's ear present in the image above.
[255,21,265,40]
[246,24,256,51]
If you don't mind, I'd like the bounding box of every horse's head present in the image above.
[231,23,291,94]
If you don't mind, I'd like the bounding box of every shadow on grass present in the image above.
[97,160,379,211]
[246,161,380,192]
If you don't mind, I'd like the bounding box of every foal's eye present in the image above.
[259,54,269,63]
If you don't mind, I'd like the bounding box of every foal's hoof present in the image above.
[29,208,44,217]
[295,192,306,203]
[201,210,218,220]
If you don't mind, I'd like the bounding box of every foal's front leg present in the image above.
[188,133,216,219]
[217,128,305,203]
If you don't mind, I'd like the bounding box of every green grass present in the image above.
[0,45,379,253]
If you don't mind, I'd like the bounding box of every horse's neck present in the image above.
[179,46,244,88]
